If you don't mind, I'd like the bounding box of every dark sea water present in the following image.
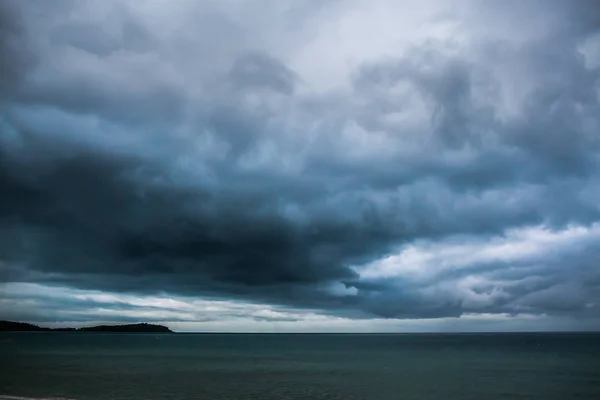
[1,332,599,400]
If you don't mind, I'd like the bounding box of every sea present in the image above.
[1,332,599,400]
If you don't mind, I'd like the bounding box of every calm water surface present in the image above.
[1,332,599,400]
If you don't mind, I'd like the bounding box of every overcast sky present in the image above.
[1,0,599,332]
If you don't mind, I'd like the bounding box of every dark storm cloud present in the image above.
[1,0,599,324]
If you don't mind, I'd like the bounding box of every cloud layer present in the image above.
[1,0,599,329]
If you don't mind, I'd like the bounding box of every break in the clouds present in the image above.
[0,0,599,331]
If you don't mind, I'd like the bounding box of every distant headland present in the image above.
[0,320,173,333]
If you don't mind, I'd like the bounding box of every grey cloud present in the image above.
[352,37,600,182]
[50,16,154,57]
[2,0,182,126]
[229,51,298,95]
[1,0,599,325]
[0,1,36,100]
[358,227,600,319]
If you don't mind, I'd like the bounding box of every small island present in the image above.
[0,320,173,333]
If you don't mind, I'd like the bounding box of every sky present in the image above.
[0,0,599,332]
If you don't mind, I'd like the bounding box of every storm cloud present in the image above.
[1,0,599,330]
